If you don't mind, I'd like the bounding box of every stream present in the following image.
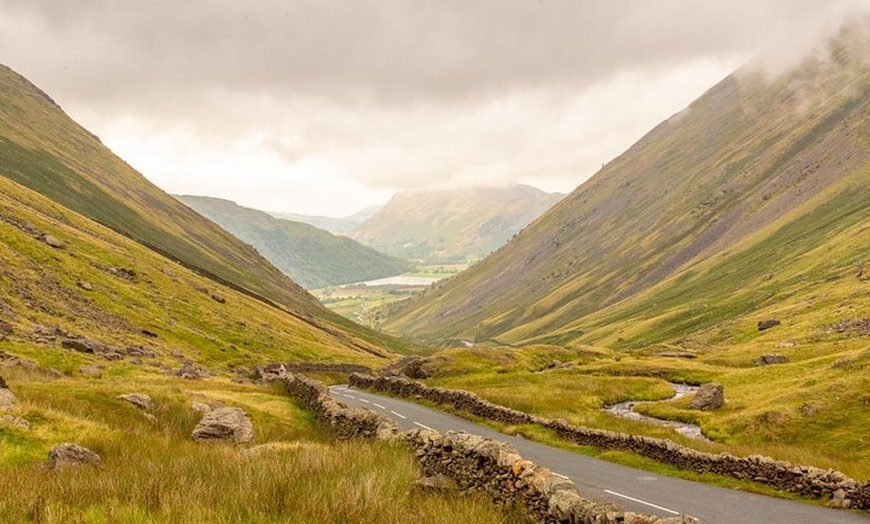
[603,383,710,441]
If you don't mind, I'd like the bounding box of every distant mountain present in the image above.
[270,206,381,234]
[349,185,564,263]
[0,61,417,356]
[380,24,870,347]
[177,196,413,289]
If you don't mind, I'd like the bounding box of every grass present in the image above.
[0,363,522,524]
[416,344,870,481]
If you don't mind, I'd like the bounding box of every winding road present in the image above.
[329,384,869,524]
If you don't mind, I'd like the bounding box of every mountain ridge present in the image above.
[379,24,870,347]
[176,195,413,289]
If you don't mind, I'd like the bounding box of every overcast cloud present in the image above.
[1,0,868,215]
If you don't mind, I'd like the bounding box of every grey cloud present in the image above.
[4,0,867,107]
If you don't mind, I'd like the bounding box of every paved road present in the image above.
[329,385,869,524]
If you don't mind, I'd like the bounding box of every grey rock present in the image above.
[48,443,102,469]
[1,414,30,429]
[192,407,254,443]
[828,488,852,509]
[689,383,725,411]
[175,363,208,380]
[80,364,104,377]
[116,393,153,411]
[191,401,212,413]
[757,354,789,366]
[0,386,17,408]
[757,319,781,331]
[41,234,63,248]
[0,320,12,339]
[414,473,458,492]
[210,293,227,304]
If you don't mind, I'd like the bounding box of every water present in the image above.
[351,275,440,286]
[604,383,710,441]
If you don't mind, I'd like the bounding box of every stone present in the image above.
[689,383,725,410]
[757,319,781,331]
[116,393,153,411]
[107,267,137,280]
[41,234,63,248]
[255,363,287,382]
[62,338,94,353]
[0,414,30,429]
[210,293,227,304]
[175,363,208,379]
[191,401,212,413]
[414,473,458,492]
[77,281,94,291]
[757,354,789,366]
[0,320,12,339]
[828,488,852,509]
[191,406,254,443]
[0,383,17,408]
[80,364,104,377]
[48,443,102,469]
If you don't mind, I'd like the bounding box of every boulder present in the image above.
[757,319,781,331]
[828,488,852,509]
[116,393,153,411]
[77,281,94,291]
[0,377,17,408]
[191,401,212,413]
[210,293,227,304]
[757,354,789,366]
[41,234,63,248]
[689,383,725,410]
[0,320,12,339]
[175,363,209,380]
[191,407,254,443]
[414,473,458,492]
[48,443,102,469]
[0,414,30,429]
[80,364,104,377]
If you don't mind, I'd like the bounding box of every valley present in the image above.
[1,10,869,524]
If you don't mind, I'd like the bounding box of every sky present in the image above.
[1,1,868,217]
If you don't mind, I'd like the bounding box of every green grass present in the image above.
[0,367,520,524]
[416,344,870,480]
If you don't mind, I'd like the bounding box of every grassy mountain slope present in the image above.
[271,206,381,234]
[0,176,511,523]
[381,24,870,348]
[176,196,412,289]
[349,185,563,263]
[0,62,416,356]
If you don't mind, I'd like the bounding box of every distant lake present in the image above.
[351,275,440,287]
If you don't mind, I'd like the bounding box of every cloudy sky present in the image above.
[1,0,867,216]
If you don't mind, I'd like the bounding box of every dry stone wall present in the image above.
[349,373,869,510]
[280,372,698,524]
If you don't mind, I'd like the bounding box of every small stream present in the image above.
[604,383,710,441]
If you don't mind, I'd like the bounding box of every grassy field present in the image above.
[0,364,520,524]
[419,343,869,481]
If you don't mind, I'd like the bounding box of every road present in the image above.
[329,385,869,524]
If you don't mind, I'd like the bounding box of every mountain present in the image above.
[0,62,416,356]
[270,206,381,234]
[349,185,564,263]
[380,24,870,347]
[176,196,413,289]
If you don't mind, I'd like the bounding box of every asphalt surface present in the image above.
[329,384,869,524]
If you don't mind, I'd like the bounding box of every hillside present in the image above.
[0,62,414,356]
[349,185,564,263]
[271,206,380,234]
[176,196,412,289]
[380,24,870,348]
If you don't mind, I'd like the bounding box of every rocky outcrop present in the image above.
[282,372,696,524]
[175,363,209,380]
[688,383,724,411]
[0,414,30,429]
[757,355,789,366]
[0,376,16,408]
[757,319,781,331]
[191,407,254,443]
[116,393,153,411]
[48,443,102,469]
[349,373,869,510]
[61,336,125,360]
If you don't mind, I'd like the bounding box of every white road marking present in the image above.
[552,473,570,480]
[373,403,386,409]
[358,398,370,404]
[414,422,433,430]
[391,411,407,420]
[341,394,355,399]
[603,490,679,515]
